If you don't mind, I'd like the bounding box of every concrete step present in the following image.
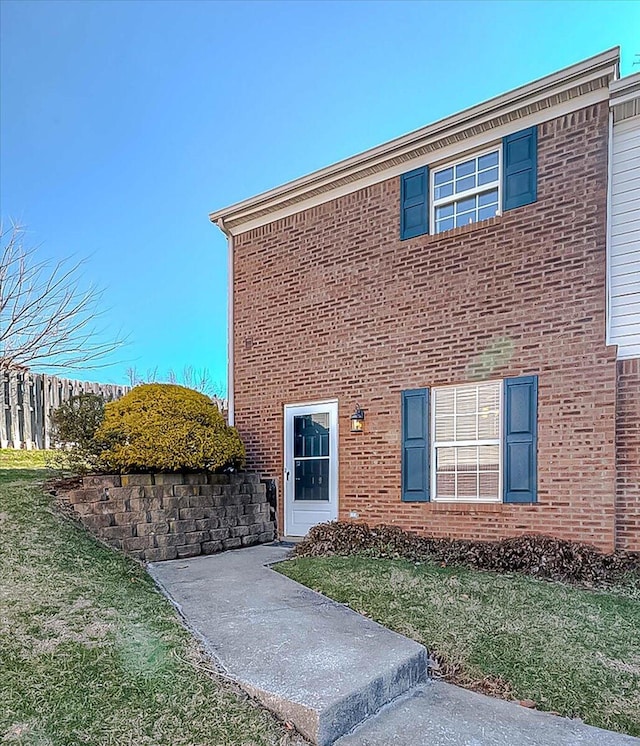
[149,544,428,746]
[335,681,640,746]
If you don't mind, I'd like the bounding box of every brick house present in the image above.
[210,48,639,553]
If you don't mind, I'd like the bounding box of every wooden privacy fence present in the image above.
[1,371,128,450]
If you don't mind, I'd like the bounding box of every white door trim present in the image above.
[284,400,339,537]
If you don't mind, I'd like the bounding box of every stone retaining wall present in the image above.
[63,473,275,561]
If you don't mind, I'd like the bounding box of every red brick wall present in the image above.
[616,359,640,551]
[232,102,622,552]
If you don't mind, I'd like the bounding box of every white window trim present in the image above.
[430,145,503,235]
[430,380,503,503]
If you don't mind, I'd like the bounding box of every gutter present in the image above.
[214,216,235,427]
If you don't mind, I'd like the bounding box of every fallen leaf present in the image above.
[519,699,536,709]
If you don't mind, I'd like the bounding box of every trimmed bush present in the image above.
[49,393,106,474]
[294,522,640,587]
[95,383,245,473]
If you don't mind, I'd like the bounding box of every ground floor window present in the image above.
[432,380,501,502]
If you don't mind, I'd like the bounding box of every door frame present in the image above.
[283,399,339,537]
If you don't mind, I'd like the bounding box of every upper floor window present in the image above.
[432,150,501,234]
[399,126,537,241]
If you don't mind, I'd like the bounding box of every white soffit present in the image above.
[210,48,620,236]
[610,71,640,105]
[610,71,640,123]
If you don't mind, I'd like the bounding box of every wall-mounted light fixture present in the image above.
[350,405,365,433]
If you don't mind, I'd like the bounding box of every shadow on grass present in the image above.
[0,467,51,484]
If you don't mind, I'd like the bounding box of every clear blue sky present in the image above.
[1,0,638,390]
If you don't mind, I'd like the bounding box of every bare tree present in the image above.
[0,222,124,371]
[125,365,160,388]
[177,365,224,398]
[125,366,142,388]
[126,364,225,400]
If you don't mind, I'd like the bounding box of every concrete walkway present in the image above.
[148,544,639,746]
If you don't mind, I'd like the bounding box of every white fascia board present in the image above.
[610,71,640,106]
[209,48,619,235]
[230,88,609,235]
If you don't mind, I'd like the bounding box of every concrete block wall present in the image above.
[64,473,275,561]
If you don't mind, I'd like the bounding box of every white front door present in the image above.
[284,401,338,537]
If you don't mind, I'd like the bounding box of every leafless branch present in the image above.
[174,365,224,398]
[0,222,125,372]
[127,362,225,400]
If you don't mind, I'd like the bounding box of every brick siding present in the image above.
[232,101,628,553]
[616,359,640,551]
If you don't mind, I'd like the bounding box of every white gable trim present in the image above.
[610,71,640,108]
[228,89,608,235]
[210,48,618,236]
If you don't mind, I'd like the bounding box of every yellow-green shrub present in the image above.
[96,383,245,473]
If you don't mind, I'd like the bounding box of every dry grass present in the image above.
[0,452,306,746]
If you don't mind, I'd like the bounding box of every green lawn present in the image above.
[277,555,640,737]
[0,451,303,746]
[0,448,48,483]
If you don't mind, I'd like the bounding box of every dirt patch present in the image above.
[13,598,117,657]
[1,722,52,745]
[427,651,515,700]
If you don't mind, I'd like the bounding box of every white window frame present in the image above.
[430,145,503,235]
[430,380,503,503]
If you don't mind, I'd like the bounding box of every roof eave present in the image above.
[209,47,620,231]
[610,71,640,106]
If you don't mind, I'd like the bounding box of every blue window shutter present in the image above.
[502,127,537,211]
[503,376,538,503]
[401,388,430,501]
[400,167,429,240]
